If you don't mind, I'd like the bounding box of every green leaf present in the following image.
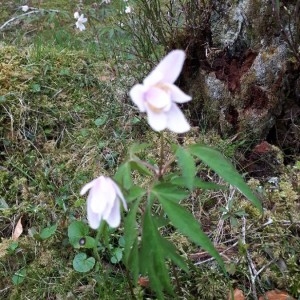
[130,160,153,176]
[125,185,146,203]
[114,162,133,190]
[140,208,173,298]
[171,176,226,190]
[129,143,150,156]
[73,253,95,273]
[111,248,123,264]
[39,224,57,240]
[68,221,89,248]
[82,236,96,249]
[0,197,9,209]
[123,198,141,283]
[189,145,262,212]
[159,237,188,273]
[175,146,196,190]
[157,196,225,272]
[12,268,26,285]
[152,183,189,203]
[31,83,41,92]
[7,241,19,254]
[94,117,107,127]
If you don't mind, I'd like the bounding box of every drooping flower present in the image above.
[125,6,131,13]
[21,5,29,12]
[129,50,191,133]
[80,176,127,229]
[74,12,87,31]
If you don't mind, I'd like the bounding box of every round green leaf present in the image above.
[73,253,95,273]
[110,248,123,264]
[12,268,26,285]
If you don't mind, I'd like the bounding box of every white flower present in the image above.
[129,50,191,133]
[21,5,29,12]
[125,6,131,13]
[80,176,127,229]
[104,0,111,3]
[74,12,87,31]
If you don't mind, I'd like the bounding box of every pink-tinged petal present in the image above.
[129,84,146,112]
[145,87,171,110]
[145,50,186,85]
[166,103,190,133]
[168,84,192,103]
[143,70,164,87]
[87,197,102,229]
[111,181,127,211]
[79,16,87,23]
[90,177,115,214]
[100,177,117,219]
[104,199,121,228]
[80,179,97,195]
[146,108,167,131]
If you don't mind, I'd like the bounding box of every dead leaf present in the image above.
[228,288,245,300]
[12,217,23,241]
[258,290,295,300]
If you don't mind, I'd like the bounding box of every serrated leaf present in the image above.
[157,196,225,272]
[140,208,173,298]
[114,162,133,190]
[160,237,188,272]
[189,145,262,212]
[130,160,153,176]
[124,198,141,283]
[73,253,95,273]
[175,146,196,190]
[152,183,188,203]
[125,185,146,203]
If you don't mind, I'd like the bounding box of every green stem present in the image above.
[158,132,164,179]
[93,221,105,265]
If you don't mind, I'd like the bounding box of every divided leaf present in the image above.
[189,145,262,212]
[175,146,196,190]
[156,194,225,272]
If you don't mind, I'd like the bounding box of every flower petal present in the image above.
[145,87,171,111]
[90,177,115,214]
[166,103,190,133]
[146,108,167,131]
[87,197,102,229]
[80,179,97,195]
[74,12,79,19]
[143,70,164,87]
[79,15,87,23]
[129,84,146,112]
[111,181,127,211]
[104,198,121,228]
[145,50,186,85]
[168,84,192,103]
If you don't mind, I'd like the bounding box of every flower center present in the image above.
[146,83,171,113]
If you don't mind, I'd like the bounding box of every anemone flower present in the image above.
[129,50,191,133]
[80,176,127,229]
